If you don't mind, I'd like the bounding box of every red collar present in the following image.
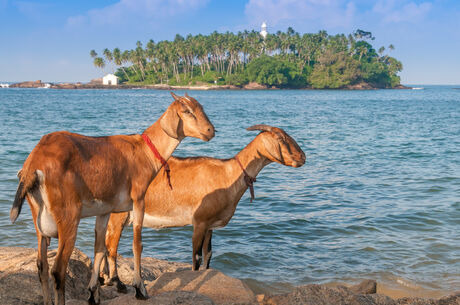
[235,156,256,202]
[142,133,172,190]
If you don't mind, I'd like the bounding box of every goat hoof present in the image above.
[107,276,127,293]
[135,286,148,300]
[98,276,105,285]
[87,284,101,305]
[87,289,100,305]
[116,280,128,294]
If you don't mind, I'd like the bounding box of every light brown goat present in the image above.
[102,125,305,291]
[10,92,214,305]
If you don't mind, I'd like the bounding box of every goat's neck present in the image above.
[143,122,180,169]
[234,138,271,179]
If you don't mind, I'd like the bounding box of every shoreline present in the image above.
[0,246,458,305]
[6,80,412,90]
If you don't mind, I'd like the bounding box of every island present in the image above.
[7,29,408,90]
[88,28,405,90]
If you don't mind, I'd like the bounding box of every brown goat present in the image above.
[10,93,215,305]
[102,125,306,292]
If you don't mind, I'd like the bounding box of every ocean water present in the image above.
[0,87,459,296]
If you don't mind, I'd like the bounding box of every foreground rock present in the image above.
[0,247,92,304]
[260,282,460,305]
[147,269,256,305]
[0,247,253,305]
[1,247,458,305]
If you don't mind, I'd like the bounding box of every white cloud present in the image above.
[244,0,433,32]
[67,0,209,28]
[15,1,51,21]
[244,0,357,30]
[373,0,432,23]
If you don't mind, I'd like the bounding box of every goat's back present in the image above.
[21,131,147,202]
[144,156,241,220]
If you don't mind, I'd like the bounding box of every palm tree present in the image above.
[90,50,97,59]
[93,57,105,74]
[103,48,113,72]
[113,47,130,82]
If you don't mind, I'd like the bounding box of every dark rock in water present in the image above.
[350,280,378,295]
[9,80,46,88]
[244,82,268,90]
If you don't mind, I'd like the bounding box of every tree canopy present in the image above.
[91,29,403,89]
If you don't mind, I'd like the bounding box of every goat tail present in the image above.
[10,169,38,224]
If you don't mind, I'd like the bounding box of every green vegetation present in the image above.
[90,28,402,89]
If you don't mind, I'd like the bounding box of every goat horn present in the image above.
[246,124,274,132]
[170,91,180,101]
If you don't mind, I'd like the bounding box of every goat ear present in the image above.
[261,136,283,163]
[160,106,181,139]
[170,92,181,101]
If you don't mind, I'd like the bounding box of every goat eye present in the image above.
[183,110,191,114]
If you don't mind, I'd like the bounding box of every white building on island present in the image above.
[102,74,118,86]
[260,22,268,39]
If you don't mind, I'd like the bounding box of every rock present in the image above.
[243,82,268,90]
[148,269,257,305]
[90,78,103,84]
[262,284,459,305]
[1,247,458,305]
[9,80,46,88]
[350,280,378,295]
[66,300,88,305]
[262,284,396,305]
[0,247,92,304]
[345,82,376,90]
[113,255,190,285]
[435,293,460,305]
[396,298,437,305]
[104,291,215,305]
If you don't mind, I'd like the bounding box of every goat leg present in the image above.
[202,230,213,269]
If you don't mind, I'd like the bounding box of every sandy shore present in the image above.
[8,80,412,90]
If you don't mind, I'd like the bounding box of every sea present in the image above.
[0,87,458,296]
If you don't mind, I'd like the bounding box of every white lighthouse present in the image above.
[260,22,268,39]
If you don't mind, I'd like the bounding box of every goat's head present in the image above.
[248,124,306,168]
[161,92,215,141]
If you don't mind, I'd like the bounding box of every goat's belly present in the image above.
[81,199,113,218]
[143,213,192,228]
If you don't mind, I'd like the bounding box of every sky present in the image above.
[0,0,459,85]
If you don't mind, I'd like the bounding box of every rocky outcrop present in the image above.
[260,282,460,305]
[345,82,376,90]
[147,269,256,305]
[9,80,49,88]
[1,247,458,305]
[0,247,254,305]
[0,247,92,304]
[244,82,268,90]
